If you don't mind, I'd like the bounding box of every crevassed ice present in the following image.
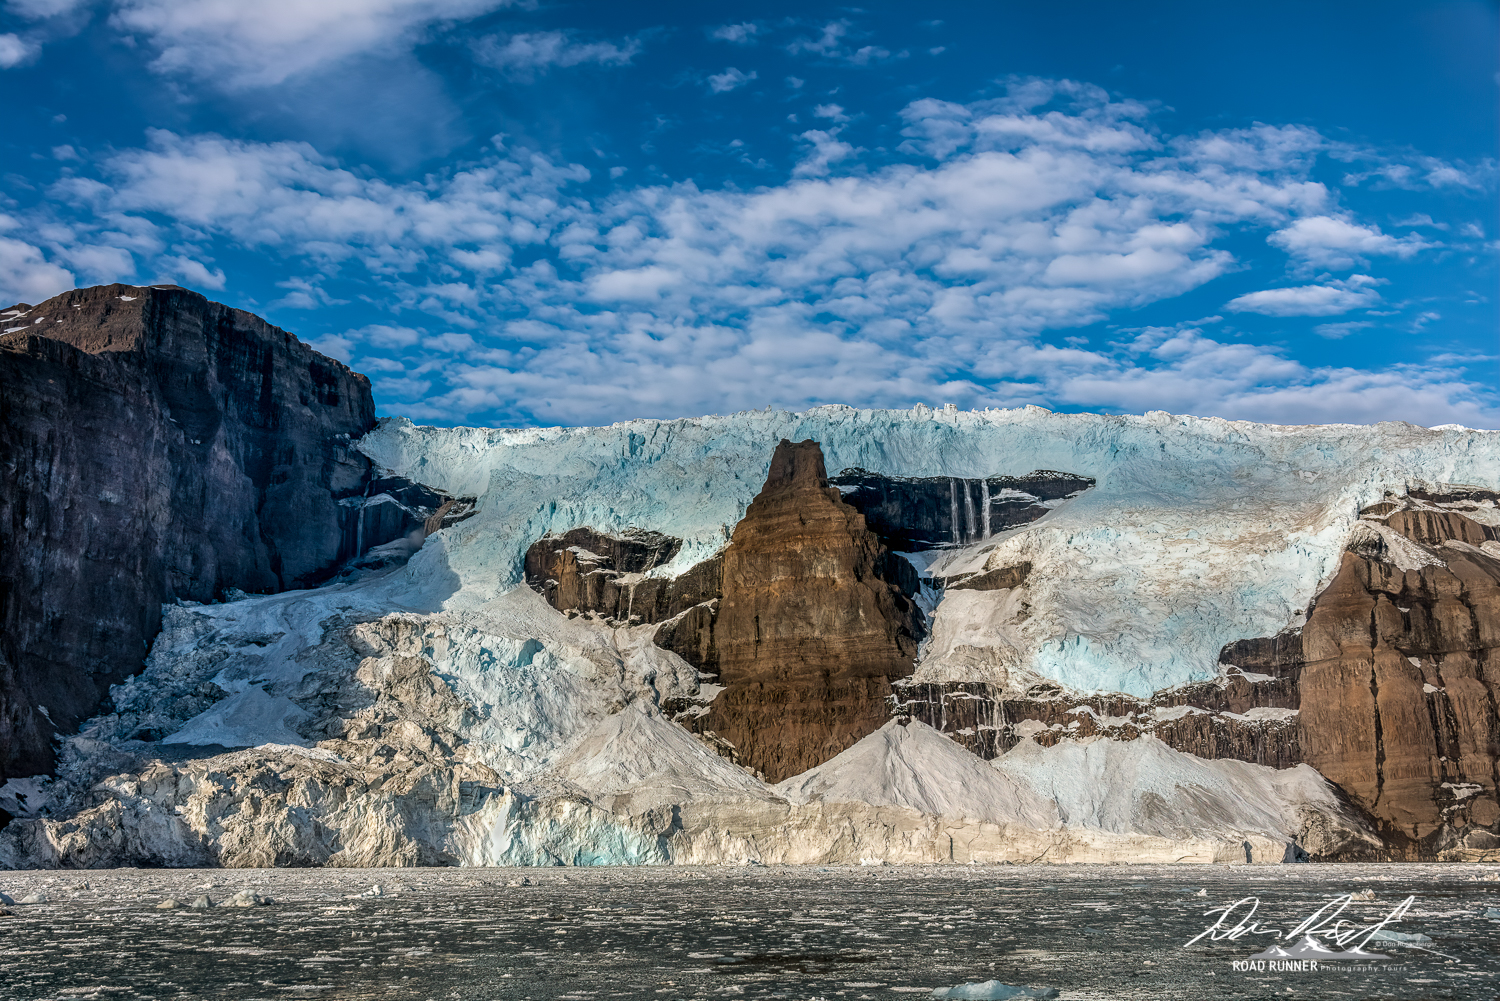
[356,406,1500,697]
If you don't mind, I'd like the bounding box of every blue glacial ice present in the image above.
[358,405,1500,697]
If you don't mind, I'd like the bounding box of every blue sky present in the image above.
[1,1,1496,429]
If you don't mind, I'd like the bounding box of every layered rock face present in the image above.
[0,284,376,781]
[900,616,1303,768]
[1297,494,1500,856]
[688,440,924,782]
[897,671,1302,769]
[522,528,723,675]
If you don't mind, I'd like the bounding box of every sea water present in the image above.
[1,863,1495,999]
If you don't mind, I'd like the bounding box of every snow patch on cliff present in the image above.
[543,705,777,811]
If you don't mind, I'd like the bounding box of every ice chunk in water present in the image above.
[931,981,1059,1000]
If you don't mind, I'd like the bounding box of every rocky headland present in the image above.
[0,285,375,787]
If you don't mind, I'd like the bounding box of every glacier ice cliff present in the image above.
[4,403,1499,867]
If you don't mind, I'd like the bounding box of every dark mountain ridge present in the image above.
[1,284,377,784]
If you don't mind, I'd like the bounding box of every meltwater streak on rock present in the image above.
[828,469,1094,551]
[690,439,924,783]
[0,284,375,781]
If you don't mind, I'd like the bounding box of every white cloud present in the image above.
[1410,310,1440,332]
[307,332,356,362]
[0,235,74,304]
[1342,156,1496,192]
[0,32,38,67]
[813,103,849,122]
[365,324,423,347]
[87,129,586,261]
[1268,215,1431,269]
[786,19,892,65]
[471,30,639,78]
[160,254,226,289]
[791,128,856,176]
[707,66,756,93]
[1226,275,1384,317]
[110,0,514,89]
[787,20,849,56]
[6,0,90,18]
[1392,213,1445,230]
[17,78,1494,428]
[55,242,134,283]
[710,22,758,44]
[426,331,476,352]
[1312,320,1373,339]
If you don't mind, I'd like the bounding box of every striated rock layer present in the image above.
[687,439,924,782]
[0,284,376,782]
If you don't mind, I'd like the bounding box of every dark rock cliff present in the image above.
[0,284,377,782]
[829,469,1093,550]
[521,527,723,671]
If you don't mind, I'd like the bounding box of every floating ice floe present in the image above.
[931,981,1059,1000]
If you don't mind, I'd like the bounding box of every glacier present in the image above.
[3,404,1495,868]
[359,405,1500,695]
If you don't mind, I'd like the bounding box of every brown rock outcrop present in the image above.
[1299,507,1500,852]
[686,439,923,781]
[522,527,723,671]
[0,284,377,782]
[937,562,1032,592]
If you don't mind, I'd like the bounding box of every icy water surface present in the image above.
[1,864,1497,1000]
